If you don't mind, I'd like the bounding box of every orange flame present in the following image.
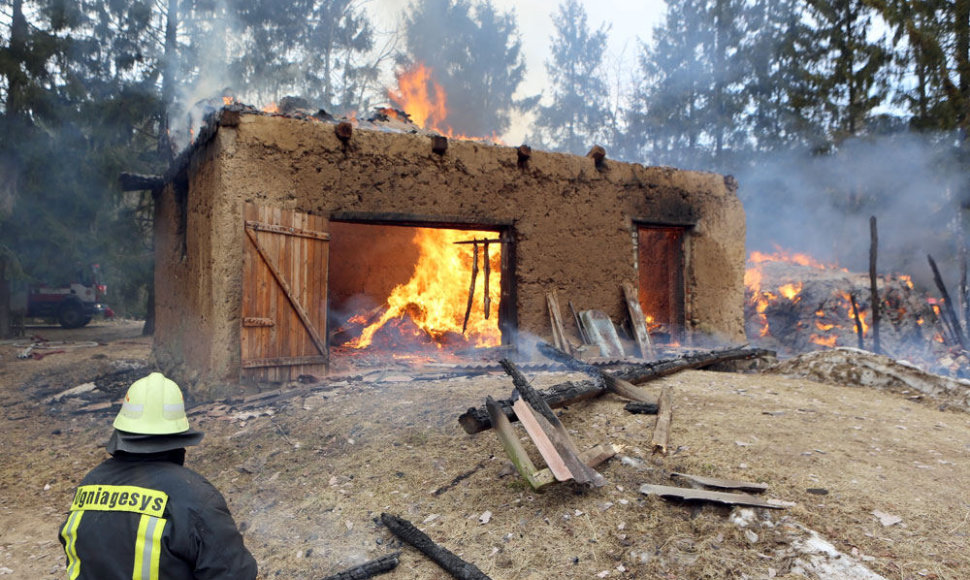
[779,282,802,301]
[386,63,504,143]
[748,248,843,270]
[810,334,838,348]
[388,63,449,133]
[349,228,502,350]
[745,248,862,347]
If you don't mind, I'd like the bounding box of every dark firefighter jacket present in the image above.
[59,450,258,579]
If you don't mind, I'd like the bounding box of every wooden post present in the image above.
[961,244,969,331]
[483,240,491,319]
[0,256,9,339]
[651,386,673,455]
[462,241,479,333]
[516,144,531,169]
[869,216,881,354]
[928,254,968,349]
[849,293,864,350]
[431,135,448,155]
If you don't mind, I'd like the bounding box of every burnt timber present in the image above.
[458,345,775,434]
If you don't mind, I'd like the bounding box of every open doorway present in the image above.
[327,221,511,362]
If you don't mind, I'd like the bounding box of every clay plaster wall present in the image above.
[154,141,245,389]
[154,111,746,387]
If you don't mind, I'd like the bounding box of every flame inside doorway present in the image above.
[332,225,503,352]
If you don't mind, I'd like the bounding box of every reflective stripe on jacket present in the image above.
[59,454,257,579]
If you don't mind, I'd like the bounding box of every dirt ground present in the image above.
[1,320,968,579]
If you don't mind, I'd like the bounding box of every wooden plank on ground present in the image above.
[623,282,654,359]
[379,513,491,580]
[320,552,400,580]
[670,472,769,494]
[639,484,785,509]
[458,346,775,434]
[511,398,572,482]
[485,396,545,488]
[502,359,606,487]
[531,444,617,488]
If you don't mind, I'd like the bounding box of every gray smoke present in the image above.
[736,132,967,291]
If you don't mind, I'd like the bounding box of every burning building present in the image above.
[151,106,746,392]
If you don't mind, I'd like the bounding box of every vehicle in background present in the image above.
[11,264,114,329]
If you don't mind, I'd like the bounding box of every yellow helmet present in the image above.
[113,372,191,435]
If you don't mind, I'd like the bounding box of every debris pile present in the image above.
[745,257,966,375]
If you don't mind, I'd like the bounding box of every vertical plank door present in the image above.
[637,225,686,344]
[241,204,330,382]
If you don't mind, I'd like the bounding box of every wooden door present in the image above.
[241,204,329,382]
[637,225,686,343]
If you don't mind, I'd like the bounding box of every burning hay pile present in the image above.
[745,250,968,376]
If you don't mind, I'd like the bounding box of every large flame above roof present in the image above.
[388,63,450,134]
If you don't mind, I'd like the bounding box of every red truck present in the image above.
[14,264,114,328]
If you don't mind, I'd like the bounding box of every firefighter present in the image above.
[59,372,258,579]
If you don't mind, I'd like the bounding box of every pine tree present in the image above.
[625,0,748,170]
[300,0,381,112]
[402,0,526,136]
[743,0,822,151]
[802,0,891,144]
[529,0,611,155]
[875,0,970,133]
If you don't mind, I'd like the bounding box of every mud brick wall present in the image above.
[154,111,746,389]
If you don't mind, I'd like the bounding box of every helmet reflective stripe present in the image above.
[119,402,185,418]
[113,373,192,435]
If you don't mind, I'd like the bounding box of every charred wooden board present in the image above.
[640,484,786,509]
[320,552,400,580]
[379,513,490,580]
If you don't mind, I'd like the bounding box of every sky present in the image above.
[366,0,669,141]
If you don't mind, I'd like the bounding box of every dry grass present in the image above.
[1,321,968,579]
